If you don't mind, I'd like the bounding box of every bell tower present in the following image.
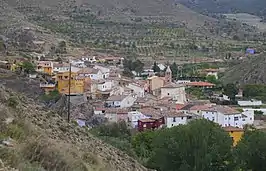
[165,66,172,83]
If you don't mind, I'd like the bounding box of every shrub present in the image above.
[7,96,18,108]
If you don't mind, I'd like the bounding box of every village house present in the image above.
[105,95,136,108]
[126,83,145,97]
[165,111,192,128]
[128,111,150,128]
[202,105,245,128]
[137,117,165,132]
[104,108,129,123]
[36,61,53,75]
[147,76,164,94]
[160,83,187,104]
[90,79,113,99]
[56,71,89,95]
[202,68,219,79]
[53,62,70,74]
[77,68,104,80]
[93,65,110,79]
[223,126,244,146]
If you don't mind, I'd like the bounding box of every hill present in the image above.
[0,69,148,171]
[178,0,266,19]
[3,0,216,28]
[221,54,266,85]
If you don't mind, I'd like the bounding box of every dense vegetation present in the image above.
[91,120,266,171]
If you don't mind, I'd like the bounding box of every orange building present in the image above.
[36,61,53,75]
[57,71,86,95]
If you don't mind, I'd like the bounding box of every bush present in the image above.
[7,96,18,108]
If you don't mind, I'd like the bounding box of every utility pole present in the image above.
[67,62,71,123]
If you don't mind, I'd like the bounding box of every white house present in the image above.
[78,68,104,80]
[105,95,136,108]
[238,100,262,107]
[242,108,266,115]
[165,111,190,128]
[128,111,150,128]
[204,69,219,79]
[160,83,187,104]
[242,109,254,125]
[202,105,244,128]
[126,83,145,97]
[94,65,110,79]
[71,60,86,68]
[97,80,113,92]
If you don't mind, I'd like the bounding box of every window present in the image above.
[167,93,170,95]
[229,117,230,120]
[172,124,174,127]
[225,124,227,126]
[173,117,176,122]
[225,118,227,120]
[212,117,215,121]
[234,117,239,121]
[143,124,146,128]
[250,118,252,120]
[181,117,184,120]
[243,118,246,121]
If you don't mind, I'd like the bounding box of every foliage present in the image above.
[7,96,18,108]
[147,119,233,171]
[21,61,35,74]
[243,84,266,102]
[186,87,206,99]
[206,75,219,84]
[91,121,131,139]
[123,59,144,75]
[152,61,160,73]
[223,83,238,101]
[41,90,61,102]
[234,130,266,171]
[170,62,178,79]
[131,130,157,161]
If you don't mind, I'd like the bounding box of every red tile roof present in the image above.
[223,126,244,132]
[176,104,186,110]
[185,82,215,87]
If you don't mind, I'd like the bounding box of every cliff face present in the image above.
[0,72,148,171]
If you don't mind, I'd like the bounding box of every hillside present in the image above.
[3,0,216,28]
[0,70,148,171]
[178,0,266,19]
[221,54,266,85]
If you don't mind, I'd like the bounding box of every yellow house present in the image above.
[223,126,244,146]
[56,71,85,95]
[36,61,53,75]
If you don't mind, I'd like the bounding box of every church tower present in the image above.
[165,66,172,83]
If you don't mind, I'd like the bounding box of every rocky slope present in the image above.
[0,70,148,171]
[221,54,266,85]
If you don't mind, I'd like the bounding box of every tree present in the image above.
[131,130,157,161]
[223,83,238,101]
[234,130,266,171]
[21,61,35,74]
[170,62,178,79]
[206,75,218,84]
[152,61,160,73]
[148,120,233,171]
[132,60,144,75]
